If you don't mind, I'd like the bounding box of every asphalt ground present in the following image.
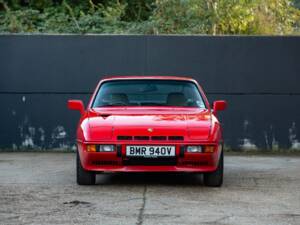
[0,152,299,225]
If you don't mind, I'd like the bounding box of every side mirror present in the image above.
[213,100,227,113]
[68,100,85,115]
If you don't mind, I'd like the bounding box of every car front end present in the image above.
[77,109,223,173]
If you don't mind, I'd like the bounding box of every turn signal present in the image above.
[87,144,97,152]
[203,145,215,153]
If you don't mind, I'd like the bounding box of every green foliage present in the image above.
[150,0,300,35]
[293,0,300,8]
[253,0,300,34]
[29,0,53,10]
[121,0,155,21]
[0,0,130,33]
[0,0,299,34]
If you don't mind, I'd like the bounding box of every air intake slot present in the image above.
[151,136,167,141]
[134,136,150,140]
[124,157,176,166]
[168,136,184,141]
[117,136,132,140]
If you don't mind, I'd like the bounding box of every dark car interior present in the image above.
[93,80,206,108]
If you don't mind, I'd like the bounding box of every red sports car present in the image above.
[68,76,227,186]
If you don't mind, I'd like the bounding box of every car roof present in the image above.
[101,76,197,82]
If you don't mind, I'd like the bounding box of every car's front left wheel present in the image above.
[76,151,96,185]
[203,151,223,187]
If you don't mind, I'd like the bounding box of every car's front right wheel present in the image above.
[203,151,223,187]
[76,151,96,185]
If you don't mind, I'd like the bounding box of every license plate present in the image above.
[126,145,175,157]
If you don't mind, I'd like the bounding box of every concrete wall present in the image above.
[0,35,299,150]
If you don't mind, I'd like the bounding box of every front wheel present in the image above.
[76,151,96,185]
[203,151,223,187]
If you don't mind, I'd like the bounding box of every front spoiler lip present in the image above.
[83,165,218,173]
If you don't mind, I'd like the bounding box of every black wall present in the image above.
[0,35,299,150]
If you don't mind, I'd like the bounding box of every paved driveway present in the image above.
[0,153,299,225]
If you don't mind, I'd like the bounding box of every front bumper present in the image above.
[77,142,222,173]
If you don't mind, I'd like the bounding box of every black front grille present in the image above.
[124,157,177,166]
[117,135,184,141]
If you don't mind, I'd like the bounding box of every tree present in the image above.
[149,0,300,35]
[0,0,299,34]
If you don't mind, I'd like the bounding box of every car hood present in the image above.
[87,107,212,140]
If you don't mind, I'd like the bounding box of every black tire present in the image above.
[76,151,96,185]
[203,151,223,187]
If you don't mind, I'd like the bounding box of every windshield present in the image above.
[92,80,206,108]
